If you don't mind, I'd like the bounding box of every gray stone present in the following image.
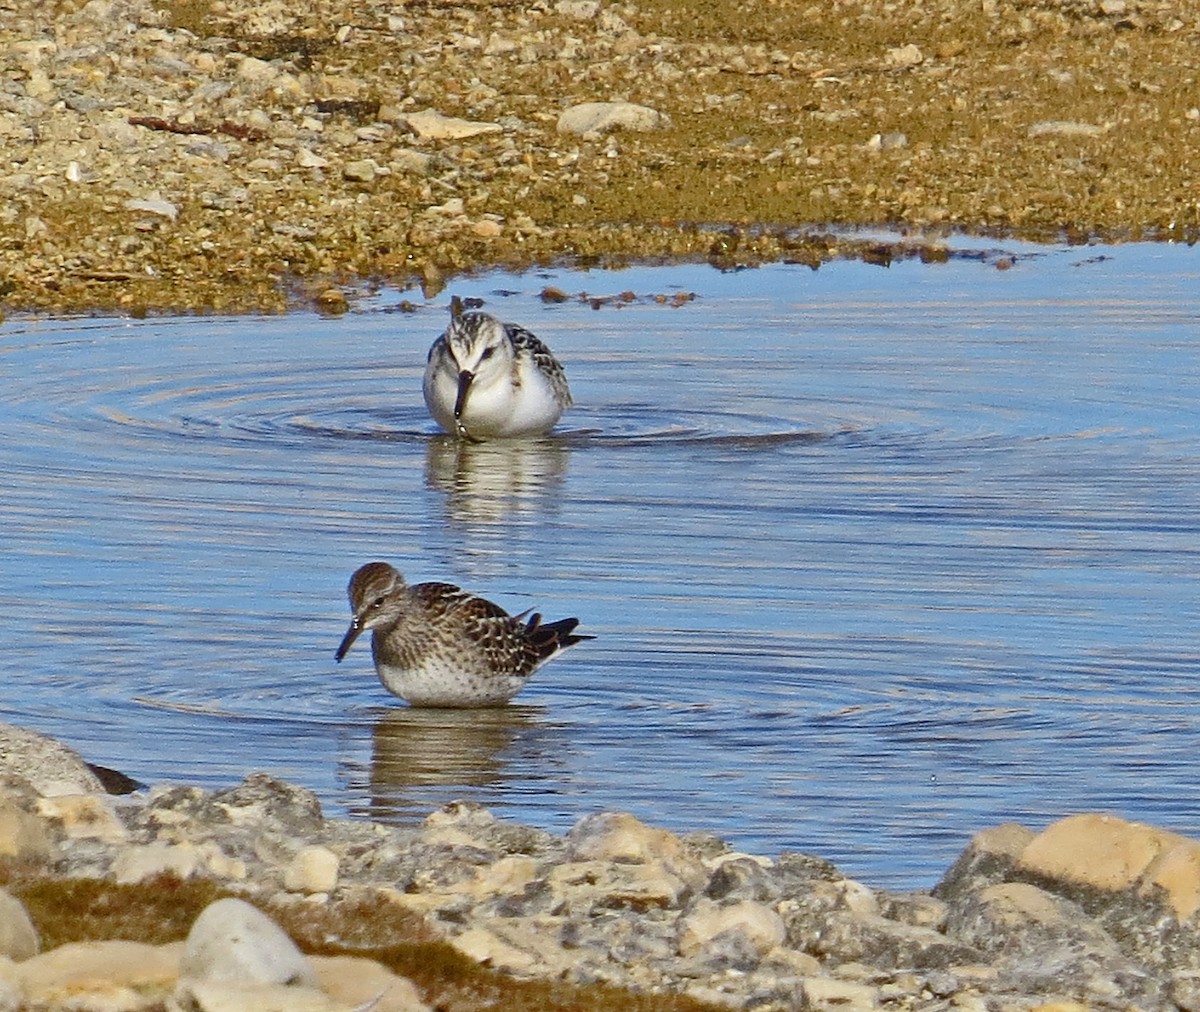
[178,898,317,989]
[0,725,105,796]
[555,101,671,136]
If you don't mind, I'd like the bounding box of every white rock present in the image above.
[556,0,599,16]
[112,842,200,884]
[284,845,339,894]
[0,725,105,795]
[179,898,317,989]
[884,43,924,68]
[390,149,433,175]
[678,898,786,958]
[37,794,128,843]
[1028,119,1108,137]
[175,979,346,1011]
[296,148,328,168]
[400,110,502,140]
[566,811,684,863]
[124,197,178,221]
[801,975,880,1009]
[16,940,180,1008]
[555,101,671,136]
[312,954,433,1012]
[0,890,38,961]
[0,795,51,862]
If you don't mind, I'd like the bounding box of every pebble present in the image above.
[556,101,672,136]
[0,889,39,961]
[179,897,318,988]
[399,110,503,140]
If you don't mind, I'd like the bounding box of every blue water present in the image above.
[2,237,1198,889]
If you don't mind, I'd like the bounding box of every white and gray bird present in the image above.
[422,297,573,439]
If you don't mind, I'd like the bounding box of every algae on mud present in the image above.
[1,0,1198,314]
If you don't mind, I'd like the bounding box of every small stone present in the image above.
[36,795,128,843]
[800,975,880,1009]
[471,219,502,237]
[112,842,200,884]
[0,726,105,796]
[284,845,340,894]
[17,940,179,1008]
[1028,120,1107,137]
[678,898,786,959]
[342,159,377,182]
[178,898,317,988]
[555,0,599,16]
[296,147,328,169]
[124,197,178,221]
[390,149,434,175]
[884,43,924,68]
[0,890,38,961]
[400,110,502,140]
[556,102,671,136]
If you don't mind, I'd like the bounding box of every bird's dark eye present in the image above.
[370,596,386,610]
[480,346,496,360]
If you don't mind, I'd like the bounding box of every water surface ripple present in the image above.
[2,240,1198,888]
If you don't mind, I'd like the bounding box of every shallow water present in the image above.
[2,238,1198,889]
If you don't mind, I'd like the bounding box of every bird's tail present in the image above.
[524,613,594,662]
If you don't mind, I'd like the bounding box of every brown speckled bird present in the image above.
[334,561,591,707]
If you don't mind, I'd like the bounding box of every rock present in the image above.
[0,792,53,862]
[1018,813,1200,917]
[677,897,786,960]
[400,110,502,140]
[799,974,880,1009]
[284,845,340,894]
[0,725,105,796]
[311,954,432,1012]
[1028,120,1108,137]
[178,898,318,989]
[933,821,1034,902]
[555,101,671,136]
[555,0,599,17]
[37,793,128,843]
[211,774,325,835]
[176,980,347,1010]
[945,881,1164,1006]
[124,197,178,221]
[883,43,924,68]
[342,159,378,183]
[296,147,328,168]
[0,890,38,961]
[389,149,434,175]
[15,939,180,1008]
[566,810,686,863]
[112,841,201,884]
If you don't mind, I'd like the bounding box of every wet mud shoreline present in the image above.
[3,0,1199,316]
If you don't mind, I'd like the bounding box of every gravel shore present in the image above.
[7,724,1200,1011]
[3,0,1199,315]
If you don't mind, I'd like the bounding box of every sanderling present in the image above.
[423,297,573,439]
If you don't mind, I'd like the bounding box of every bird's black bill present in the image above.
[453,368,474,421]
[334,620,363,662]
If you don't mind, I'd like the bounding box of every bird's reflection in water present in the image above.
[360,705,545,823]
[424,434,570,529]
